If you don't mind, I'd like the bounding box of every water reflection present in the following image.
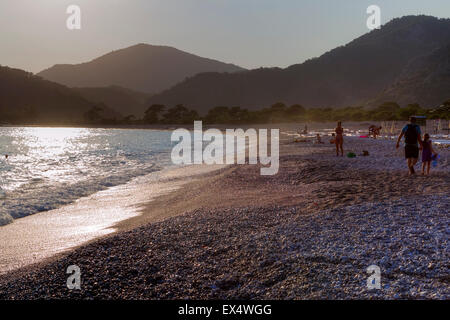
[0,127,173,224]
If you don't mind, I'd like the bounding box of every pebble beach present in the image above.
[0,127,449,300]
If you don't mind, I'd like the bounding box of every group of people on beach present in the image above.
[303,117,438,175]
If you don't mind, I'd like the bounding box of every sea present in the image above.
[0,127,175,226]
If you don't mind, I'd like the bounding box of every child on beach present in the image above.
[330,133,335,144]
[316,134,324,144]
[421,134,437,175]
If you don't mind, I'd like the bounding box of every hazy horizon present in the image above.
[1,0,450,74]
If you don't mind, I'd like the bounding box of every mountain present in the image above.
[147,16,450,113]
[0,66,120,123]
[37,44,245,94]
[73,86,151,118]
[370,44,450,108]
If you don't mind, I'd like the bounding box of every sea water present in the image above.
[0,127,174,226]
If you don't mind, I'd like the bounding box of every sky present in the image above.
[1,0,449,73]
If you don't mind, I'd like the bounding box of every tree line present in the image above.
[108,100,449,125]
[65,99,450,125]
[6,100,447,125]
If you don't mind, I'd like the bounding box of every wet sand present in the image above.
[0,163,227,275]
[0,130,448,299]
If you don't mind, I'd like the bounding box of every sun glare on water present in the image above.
[15,127,94,181]
[26,127,90,153]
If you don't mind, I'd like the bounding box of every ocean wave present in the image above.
[0,212,13,226]
[0,164,163,224]
[0,127,175,226]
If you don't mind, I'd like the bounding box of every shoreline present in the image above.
[0,133,448,299]
[0,162,229,275]
[0,120,421,131]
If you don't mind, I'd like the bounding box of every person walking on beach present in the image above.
[396,116,423,175]
[335,121,344,156]
[421,133,438,175]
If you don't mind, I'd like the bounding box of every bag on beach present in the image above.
[432,154,440,167]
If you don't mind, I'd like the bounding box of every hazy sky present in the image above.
[1,0,449,73]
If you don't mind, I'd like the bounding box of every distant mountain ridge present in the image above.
[0,66,119,123]
[4,15,449,124]
[37,44,245,94]
[147,15,450,112]
[370,43,450,107]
